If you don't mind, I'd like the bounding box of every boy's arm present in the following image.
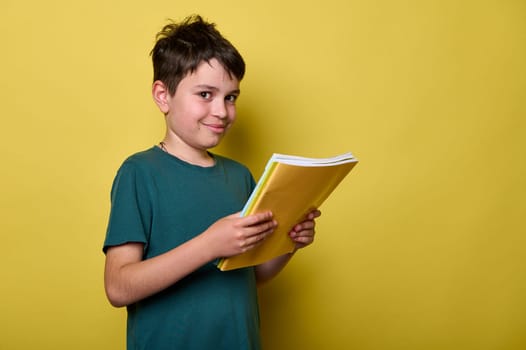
[105,237,213,307]
[255,209,321,285]
[104,211,276,307]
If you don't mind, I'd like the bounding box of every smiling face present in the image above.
[153,58,240,164]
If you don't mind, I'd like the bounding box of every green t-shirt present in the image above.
[103,146,260,350]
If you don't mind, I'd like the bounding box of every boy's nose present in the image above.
[211,100,228,119]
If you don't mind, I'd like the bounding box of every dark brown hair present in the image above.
[150,15,245,95]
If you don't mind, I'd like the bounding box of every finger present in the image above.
[307,209,321,220]
[241,211,274,226]
[243,229,273,250]
[291,229,315,239]
[293,235,314,243]
[246,219,277,238]
[292,220,315,233]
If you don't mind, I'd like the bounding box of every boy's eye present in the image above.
[199,91,212,99]
[226,95,238,103]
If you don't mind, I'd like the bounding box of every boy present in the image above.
[103,15,321,349]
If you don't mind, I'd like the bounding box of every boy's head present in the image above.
[151,15,245,96]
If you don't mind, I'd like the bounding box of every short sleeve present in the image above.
[103,161,152,254]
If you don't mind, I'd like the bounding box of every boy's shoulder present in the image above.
[114,147,164,177]
[120,146,160,167]
[124,146,158,161]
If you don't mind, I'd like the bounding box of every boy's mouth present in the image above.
[203,122,228,134]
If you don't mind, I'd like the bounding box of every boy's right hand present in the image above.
[204,211,277,259]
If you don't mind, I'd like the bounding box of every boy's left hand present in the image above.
[289,209,321,251]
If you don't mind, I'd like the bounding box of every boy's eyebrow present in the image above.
[195,84,240,95]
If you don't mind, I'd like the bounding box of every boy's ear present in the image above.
[152,80,170,114]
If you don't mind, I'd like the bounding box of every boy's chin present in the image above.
[202,137,224,149]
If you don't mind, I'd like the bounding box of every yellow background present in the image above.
[1,0,525,349]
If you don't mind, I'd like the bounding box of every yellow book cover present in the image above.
[217,152,358,271]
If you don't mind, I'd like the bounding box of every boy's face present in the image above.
[158,58,240,156]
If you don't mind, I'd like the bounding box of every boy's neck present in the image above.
[159,141,215,167]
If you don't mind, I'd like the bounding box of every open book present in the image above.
[217,152,358,271]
